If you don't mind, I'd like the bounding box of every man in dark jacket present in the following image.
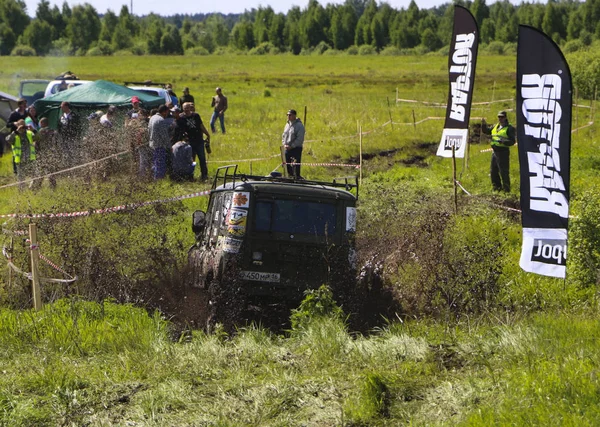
[174,102,211,181]
[282,109,305,178]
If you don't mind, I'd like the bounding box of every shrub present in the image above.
[312,41,330,55]
[113,49,133,56]
[485,41,505,55]
[185,46,209,56]
[86,47,103,56]
[322,49,341,56]
[263,89,271,97]
[380,46,402,56]
[249,42,279,55]
[563,40,584,54]
[290,285,343,331]
[10,45,36,56]
[130,42,146,56]
[344,373,390,423]
[569,191,600,288]
[346,45,359,55]
[48,37,71,56]
[358,44,376,55]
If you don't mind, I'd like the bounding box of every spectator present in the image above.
[6,121,37,184]
[7,98,29,132]
[25,105,39,131]
[57,80,68,92]
[127,96,142,119]
[171,139,195,181]
[175,102,211,181]
[57,101,82,166]
[282,109,305,179]
[37,117,58,188]
[100,106,117,128]
[210,87,228,134]
[148,105,172,179]
[180,87,194,105]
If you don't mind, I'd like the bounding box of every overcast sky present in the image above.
[22,0,454,17]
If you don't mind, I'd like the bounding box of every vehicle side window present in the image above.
[205,194,221,245]
[220,193,233,230]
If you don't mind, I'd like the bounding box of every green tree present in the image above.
[355,0,377,46]
[471,0,489,28]
[299,0,329,48]
[21,18,53,54]
[66,3,101,53]
[160,24,183,54]
[0,0,30,38]
[231,20,254,50]
[144,16,164,54]
[267,13,286,49]
[0,22,15,55]
[567,8,584,40]
[99,9,117,43]
[254,6,274,45]
[542,1,565,42]
[283,8,302,54]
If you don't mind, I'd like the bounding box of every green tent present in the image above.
[34,80,164,129]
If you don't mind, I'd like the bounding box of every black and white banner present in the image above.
[517,26,572,279]
[437,5,479,158]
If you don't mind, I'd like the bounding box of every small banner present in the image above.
[437,5,479,158]
[517,25,572,278]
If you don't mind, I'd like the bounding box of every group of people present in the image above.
[3,84,232,187]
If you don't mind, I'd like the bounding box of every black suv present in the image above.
[187,165,359,329]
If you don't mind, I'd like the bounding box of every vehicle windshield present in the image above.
[254,200,336,236]
[20,82,48,97]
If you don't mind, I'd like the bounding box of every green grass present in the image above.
[0,53,599,424]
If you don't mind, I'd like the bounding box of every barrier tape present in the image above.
[392,116,444,126]
[208,154,281,164]
[38,252,78,283]
[3,245,78,284]
[283,162,360,169]
[0,189,212,219]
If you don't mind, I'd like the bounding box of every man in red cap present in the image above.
[127,96,142,119]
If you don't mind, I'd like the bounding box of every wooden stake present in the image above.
[303,105,307,129]
[452,146,458,214]
[387,96,394,130]
[575,87,579,133]
[280,146,287,178]
[8,237,13,290]
[29,223,42,311]
[412,109,416,131]
[359,124,363,186]
[396,87,398,103]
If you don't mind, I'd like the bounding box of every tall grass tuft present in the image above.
[344,372,390,423]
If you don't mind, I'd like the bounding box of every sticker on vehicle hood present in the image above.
[232,192,250,208]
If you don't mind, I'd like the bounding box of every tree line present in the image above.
[1,0,599,56]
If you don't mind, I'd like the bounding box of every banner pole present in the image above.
[575,87,579,133]
[280,146,287,178]
[387,97,394,131]
[359,124,363,186]
[29,223,42,311]
[452,146,458,213]
[304,105,307,130]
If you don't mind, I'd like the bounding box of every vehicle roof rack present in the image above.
[211,165,359,199]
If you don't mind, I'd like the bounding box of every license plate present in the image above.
[239,270,280,283]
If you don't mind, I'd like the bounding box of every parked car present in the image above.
[125,81,178,107]
[44,80,92,98]
[18,79,50,105]
[187,165,360,330]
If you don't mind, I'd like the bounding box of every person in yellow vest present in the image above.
[5,121,38,184]
[482,110,516,192]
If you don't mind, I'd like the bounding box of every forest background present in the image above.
[0,0,599,58]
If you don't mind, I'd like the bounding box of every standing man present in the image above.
[179,87,194,106]
[482,110,516,192]
[148,105,172,180]
[210,87,228,134]
[7,98,29,132]
[57,101,81,167]
[282,109,305,179]
[175,102,211,181]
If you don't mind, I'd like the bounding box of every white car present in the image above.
[44,80,92,98]
[127,86,178,107]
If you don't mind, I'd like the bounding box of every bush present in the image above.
[86,47,103,56]
[113,49,133,56]
[10,45,36,56]
[130,42,146,56]
[312,41,330,55]
[346,45,359,55]
[358,44,376,55]
[290,285,343,331]
[48,37,71,56]
[263,89,271,97]
[185,46,209,56]
[322,49,341,56]
[569,191,600,288]
[249,42,279,55]
[485,41,505,55]
[563,40,585,53]
[380,46,402,56]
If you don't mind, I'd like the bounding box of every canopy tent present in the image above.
[34,79,164,128]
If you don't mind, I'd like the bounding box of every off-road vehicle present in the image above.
[187,165,359,329]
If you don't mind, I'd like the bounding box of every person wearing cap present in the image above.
[179,87,194,106]
[210,87,228,134]
[127,96,142,119]
[5,119,38,183]
[282,109,305,178]
[482,110,516,192]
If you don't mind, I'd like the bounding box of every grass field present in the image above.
[0,54,599,425]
